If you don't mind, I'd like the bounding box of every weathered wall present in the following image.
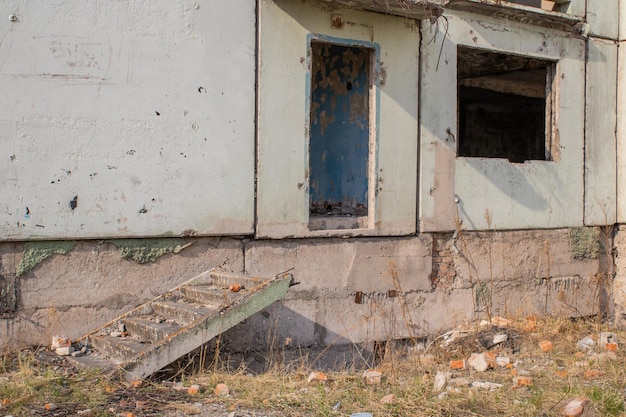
[613,228,626,327]
[0,228,609,352]
[0,238,243,348]
[257,0,420,238]
[585,38,618,225]
[618,2,626,223]
[0,0,256,240]
[420,10,586,232]
[0,0,623,355]
[614,0,626,328]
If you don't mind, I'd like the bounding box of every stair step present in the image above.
[88,335,151,363]
[180,285,241,306]
[151,300,214,325]
[124,317,184,343]
[208,270,270,290]
[66,352,116,374]
[74,268,293,381]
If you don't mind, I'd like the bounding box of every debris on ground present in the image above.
[1,317,625,417]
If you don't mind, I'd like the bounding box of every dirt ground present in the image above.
[2,316,626,417]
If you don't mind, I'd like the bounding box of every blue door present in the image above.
[309,41,371,217]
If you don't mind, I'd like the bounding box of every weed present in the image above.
[1,318,626,417]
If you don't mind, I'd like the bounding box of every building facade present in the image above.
[1,0,625,354]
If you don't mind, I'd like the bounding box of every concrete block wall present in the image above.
[1,227,609,352]
[0,238,243,348]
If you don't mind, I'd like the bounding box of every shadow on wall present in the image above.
[219,300,418,371]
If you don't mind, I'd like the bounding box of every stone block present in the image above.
[245,236,432,294]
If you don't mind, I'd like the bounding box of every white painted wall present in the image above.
[585,39,618,225]
[618,0,626,222]
[0,1,256,240]
[586,0,619,39]
[420,10,586,231]
[257,0,420,238]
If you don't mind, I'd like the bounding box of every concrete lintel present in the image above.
[318,0,446,20]
[446,0,584,33]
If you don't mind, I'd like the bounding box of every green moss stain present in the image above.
[17,241,76,277]
[570,227,601,260]
[108,238,193,263]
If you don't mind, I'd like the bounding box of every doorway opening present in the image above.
[308,40,375,231]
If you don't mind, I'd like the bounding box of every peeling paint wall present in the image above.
[1,0,625,354]
[0,0,256,240]
[420,10,586,232]
[257,0,419,238]
[0,228,612,351]
[0,238,243,349]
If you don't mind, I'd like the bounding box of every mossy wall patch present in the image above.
[109,238,193,263]
[17,241,76,277]
[570,227,600,260]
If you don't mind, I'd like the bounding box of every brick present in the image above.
[213,383,229,396]
[51,336,71,349]
[513,376,533,387]
[584,369,604,380]
[539,340,553,352]
[307,371,328,384]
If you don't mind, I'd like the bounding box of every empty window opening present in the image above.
[308,41,374,230]
[457,46,557,163]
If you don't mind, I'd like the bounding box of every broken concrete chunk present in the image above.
[576,336,596,350]
[55,346,74,356]
[109,331,123,337]
[362,369,383,385]
[433,371,450,391]
[562,397,588,417]
[496,356,511,367]
[471,381,502,390]
[492,334,508,345]
[468,353,489,372]
[442,330,468,346]
[599,332,618,350]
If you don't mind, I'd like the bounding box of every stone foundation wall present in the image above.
[0,227,615,352]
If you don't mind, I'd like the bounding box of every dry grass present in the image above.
[1,317,626,416]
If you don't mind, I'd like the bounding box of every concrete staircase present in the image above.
[68,268,293,381]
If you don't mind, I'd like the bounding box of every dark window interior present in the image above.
[457,46,555,163]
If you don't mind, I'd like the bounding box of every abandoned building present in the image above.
[1,0,626,371]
